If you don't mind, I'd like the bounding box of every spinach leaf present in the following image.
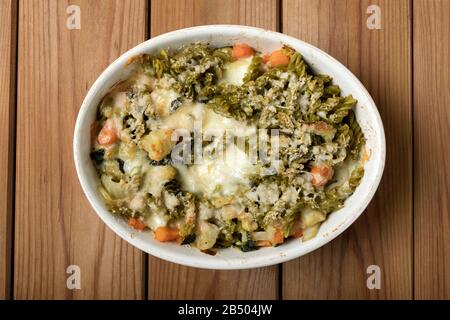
[90,149,105,165]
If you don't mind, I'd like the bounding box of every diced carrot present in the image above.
[267,49,290,67]
[256,240,272,247]
[128,217,146,231]
[311,163,334,187]
[232,43,255,59]
[272,229,285,245]
[291,229,303,238]
[97,119,118,146]
[289,219,303,238]
[154,226,180,242]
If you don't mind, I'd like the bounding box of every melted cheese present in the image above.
[149,90,259,198]
[134,73,154,89]
[159,100,256,138]
[151,88,180,117]
[174,143,256,196]
[122,149,148,175]
[144,211,169,230]
[328,157,359,189]
[202,108,256,136]
[113,91,128,109]
[219,56,253,85]
[159,102,204,131]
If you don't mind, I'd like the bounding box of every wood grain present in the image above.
[282,0,412,299]
[14,0,147,299]
[8,0,448,300]
[151,0,278,35]
[413,0,450,300]
[0,0,17,300]
[148,0,279,300]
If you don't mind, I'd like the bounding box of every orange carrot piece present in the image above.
[272,229,285,245]
[97,119,118,146]
[291,229,303,238]
[154,226,180,242]
[311,163,334,187]
[232,43,255,59]
[128,218,146,231]
[289,220,303,238]
[268,49,290,67]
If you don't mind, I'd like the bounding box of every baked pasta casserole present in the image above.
[90,43,366,252]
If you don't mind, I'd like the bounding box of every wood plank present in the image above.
[151,0,278,35]
[282,0,412,299]
[148,0,279,300]
[414,0,450,300]
[15,0,147,299]
[0,0,17,300]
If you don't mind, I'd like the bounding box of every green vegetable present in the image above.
[90,149,105,165]
[346,110,365,158]
[181,234,196,245]
[243,56,263,82]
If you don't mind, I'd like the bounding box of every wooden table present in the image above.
[0,0,448,300]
